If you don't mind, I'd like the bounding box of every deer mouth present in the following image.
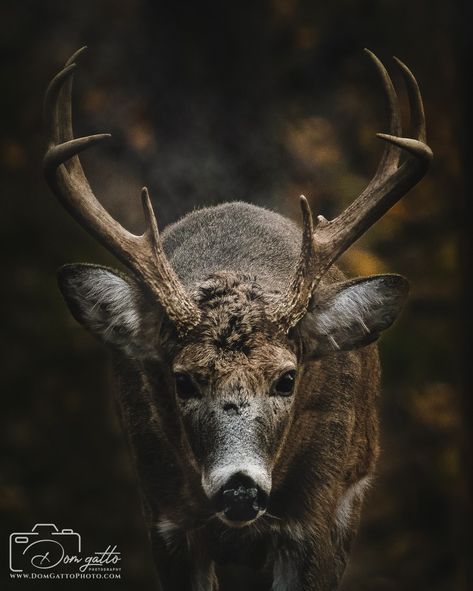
[211,472,269,527]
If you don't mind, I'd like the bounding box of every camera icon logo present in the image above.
[9,523,81,573]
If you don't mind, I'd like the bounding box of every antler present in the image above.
[274,50,433,332]
[43,47,201,335]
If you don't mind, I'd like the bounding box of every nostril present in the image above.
[222,402,239,415]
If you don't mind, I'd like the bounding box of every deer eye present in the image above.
[174,373,200,400]
[273,370,296,396]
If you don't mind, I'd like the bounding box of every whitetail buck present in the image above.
[44,48,432,590]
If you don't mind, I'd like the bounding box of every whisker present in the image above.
[265,512,282,521]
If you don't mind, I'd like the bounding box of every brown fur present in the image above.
[58,203,406,590]
[110,270,380,591]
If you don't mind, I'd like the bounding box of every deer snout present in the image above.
[208,471,270,525]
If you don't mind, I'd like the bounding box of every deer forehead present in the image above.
[186,273,281,348]
[173,275,296,380]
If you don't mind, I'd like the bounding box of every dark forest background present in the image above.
[1,0,471,589]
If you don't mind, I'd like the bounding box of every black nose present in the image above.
[214,473,269,522]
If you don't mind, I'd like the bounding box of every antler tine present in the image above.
[364,48,402,177]
[375,57,430,163]
[275,51,433,332]
[64,46,88,67]
[59,47,87,166]
[141,187,161,251]
[138,187,203,329]
[393,56,426,143]
[44,63,77,146]
[272,196,318,331]
[44,49,201,335]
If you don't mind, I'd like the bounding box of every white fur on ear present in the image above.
[298,274,409,357]
[314,281,386,340]
[57,263,151,356]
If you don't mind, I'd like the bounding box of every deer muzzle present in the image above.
[203,463,272,526]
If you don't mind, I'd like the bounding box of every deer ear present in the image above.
[297,274,409,358]
[57,263,150,354]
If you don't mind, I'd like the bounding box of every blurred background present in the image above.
[1,0,471,589]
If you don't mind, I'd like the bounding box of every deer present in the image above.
[43,47,432,590]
